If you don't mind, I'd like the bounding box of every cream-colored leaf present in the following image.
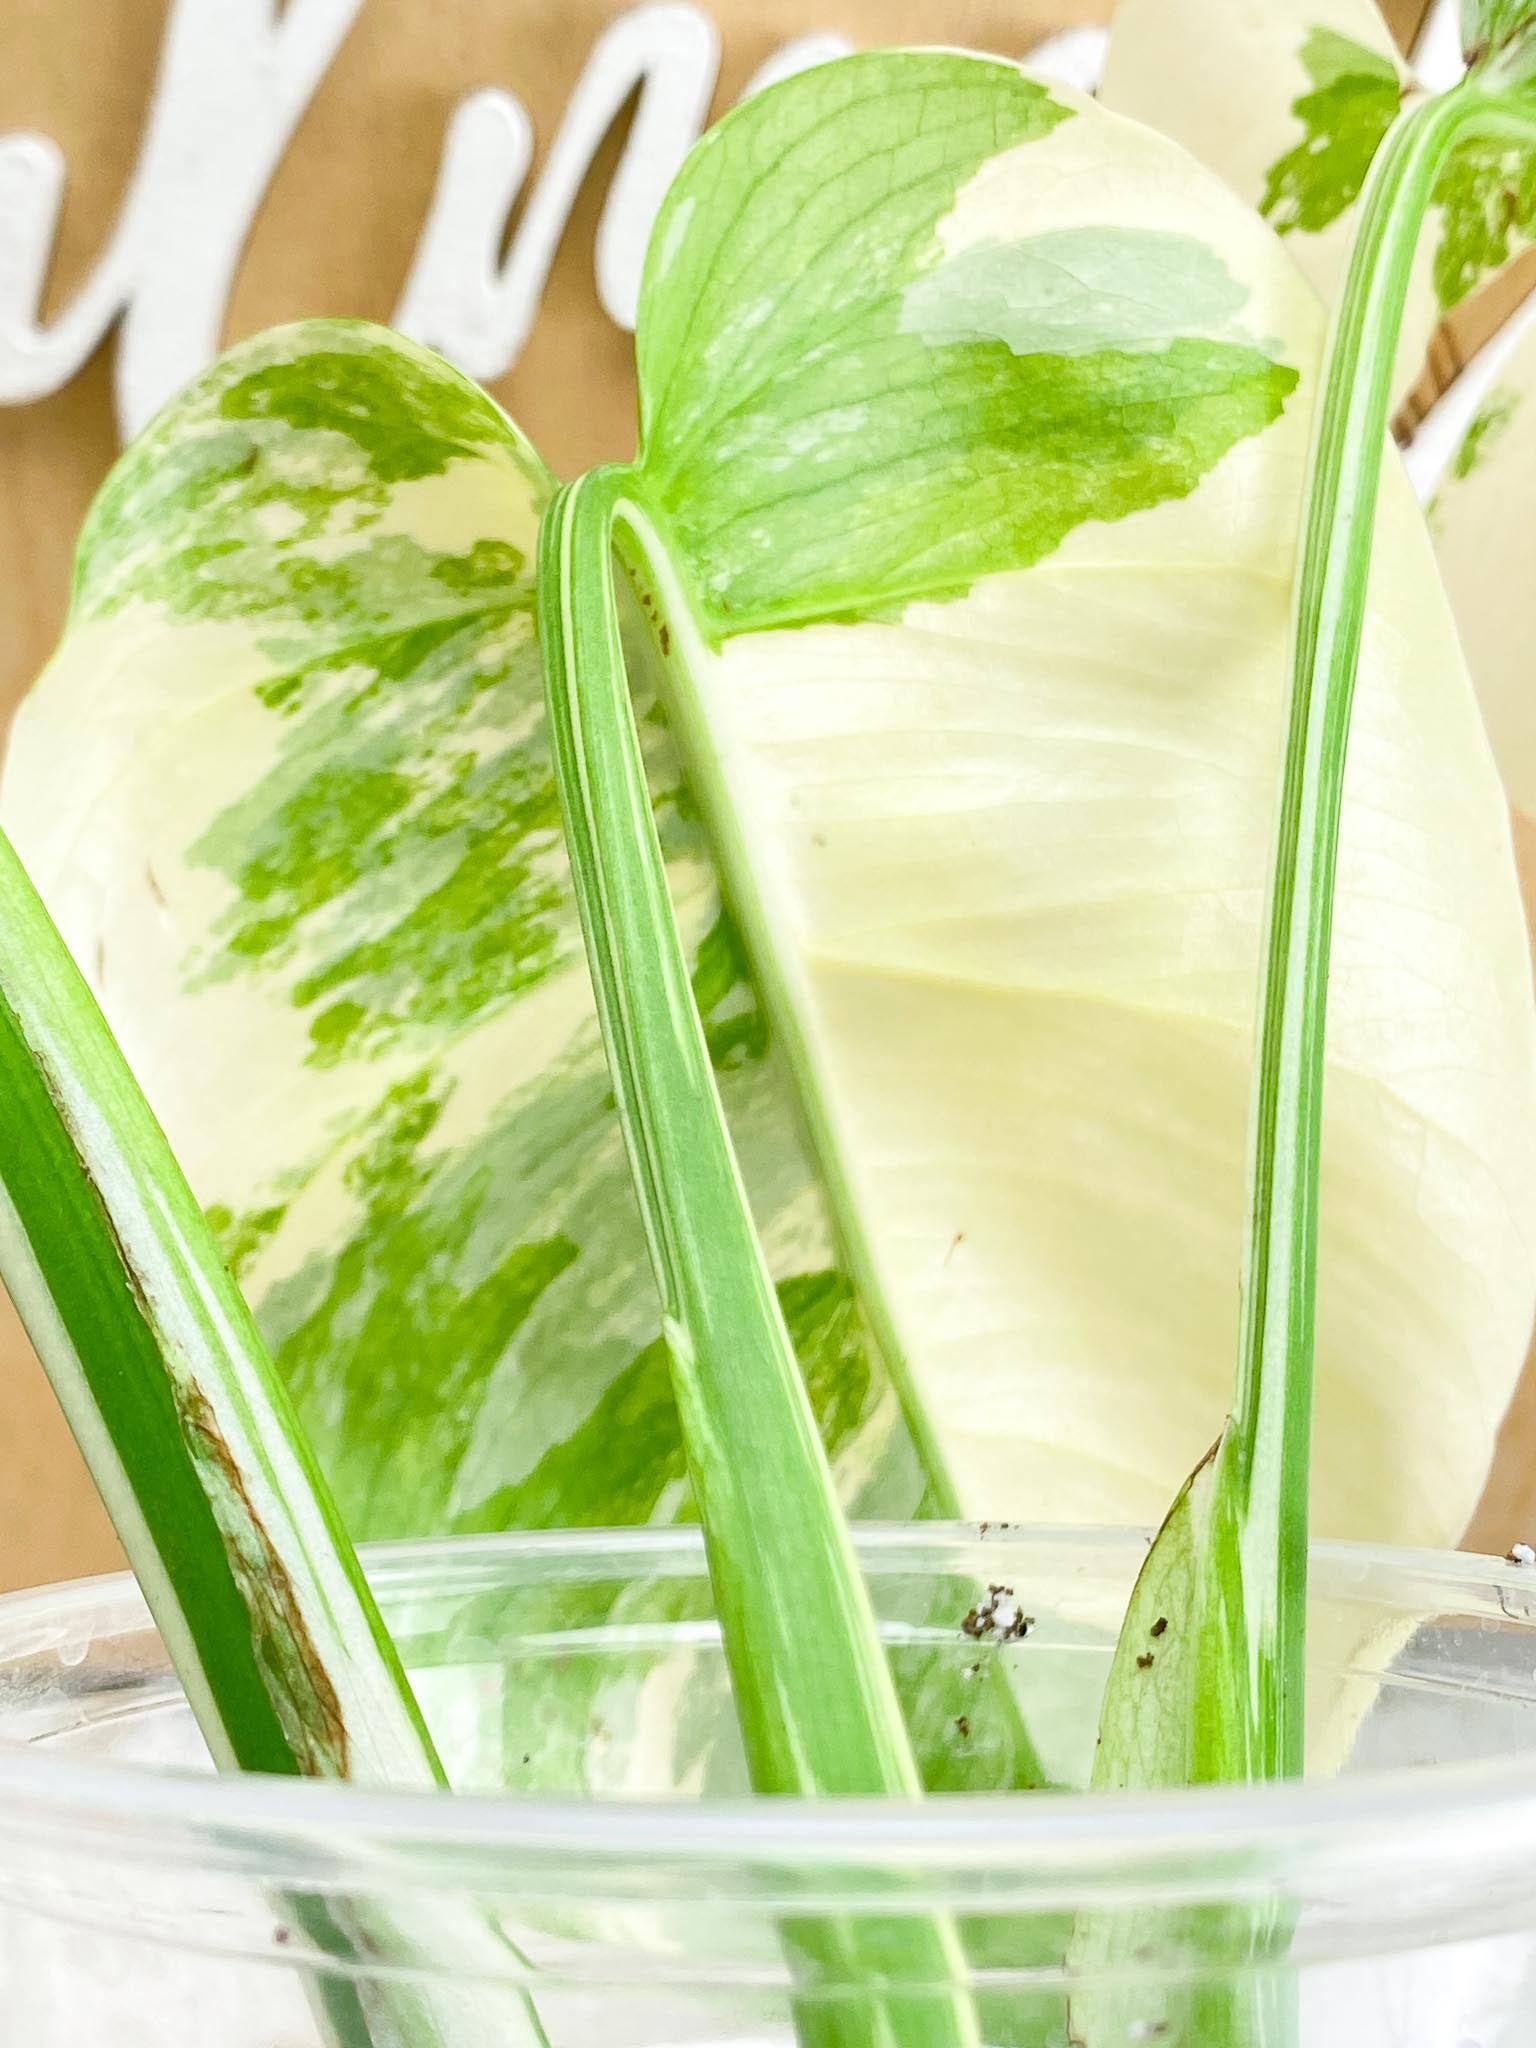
[1431,332,1536,817]
[644,88,1536,1549]
[1099,0,1443,398]
[8,73,1534,1579]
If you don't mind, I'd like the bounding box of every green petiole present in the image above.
[0,830,438,1790]
[0,827,548,2048]
[1079,49,1536,2048]
[539,463,979,2048]
[1096,63,1536,1808]
[1219,71,1536,1787]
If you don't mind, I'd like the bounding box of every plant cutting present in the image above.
[4,6,1536,2046]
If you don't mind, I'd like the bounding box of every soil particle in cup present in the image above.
[961,1584,1034,1642]
[955,1716,970,1739]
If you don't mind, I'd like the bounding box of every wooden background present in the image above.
[5,0,1517,1597]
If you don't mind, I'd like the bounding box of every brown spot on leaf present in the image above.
[175,1378,351,1776]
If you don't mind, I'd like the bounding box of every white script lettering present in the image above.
[0,0,1106,442]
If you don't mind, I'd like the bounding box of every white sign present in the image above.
[0,0,1107,442]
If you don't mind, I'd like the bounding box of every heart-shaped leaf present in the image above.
[616,53,1536,1551]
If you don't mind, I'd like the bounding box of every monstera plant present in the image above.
[6,21,1536,2038]
[9,44,1535,1567]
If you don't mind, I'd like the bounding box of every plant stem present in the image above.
[610,504,1055,1809]
[0,830,438,1785]
[1224,78,1536,1784]
[539,464,978,2047]
[540,466,921,1802]
[0,827,548,2048]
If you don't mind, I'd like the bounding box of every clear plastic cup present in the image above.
[2,1523,1535,2047]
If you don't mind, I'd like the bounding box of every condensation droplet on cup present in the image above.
[57,1636,88,1669]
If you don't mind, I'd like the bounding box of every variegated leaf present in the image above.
[612,55,1536,1551]
[1,322,912,1549]
[7,52,1535,1583]
[1101,0,1536,394]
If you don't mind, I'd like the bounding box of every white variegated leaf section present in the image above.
[1431,334,1536,818]
[1100,0,1443,400]
[664,99,1536,1547]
